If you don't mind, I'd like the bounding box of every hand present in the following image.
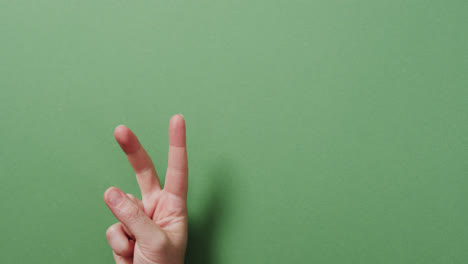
[103,114,188,264]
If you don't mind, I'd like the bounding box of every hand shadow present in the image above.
[184,156,235,264]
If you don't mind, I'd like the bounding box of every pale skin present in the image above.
[103,114,188,264]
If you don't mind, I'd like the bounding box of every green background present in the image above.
[1,1,467,263]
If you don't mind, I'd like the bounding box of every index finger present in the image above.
[114,125,161,200]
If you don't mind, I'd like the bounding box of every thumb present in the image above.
[104,187,165,245]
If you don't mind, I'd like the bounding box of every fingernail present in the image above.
[178,113,184,118]
[108,189,123,206]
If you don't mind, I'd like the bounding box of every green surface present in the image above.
[1,1,467,263]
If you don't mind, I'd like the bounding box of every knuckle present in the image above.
[106,225,117,240]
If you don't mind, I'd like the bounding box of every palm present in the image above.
[150,189,188,234]
[112,115,188,263]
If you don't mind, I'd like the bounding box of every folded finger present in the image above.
[106,223,135,257]
[113,251,133,264]
[104,186,165,245]
[126,193,144,210]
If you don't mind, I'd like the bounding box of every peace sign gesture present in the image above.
[104,114,188,264]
